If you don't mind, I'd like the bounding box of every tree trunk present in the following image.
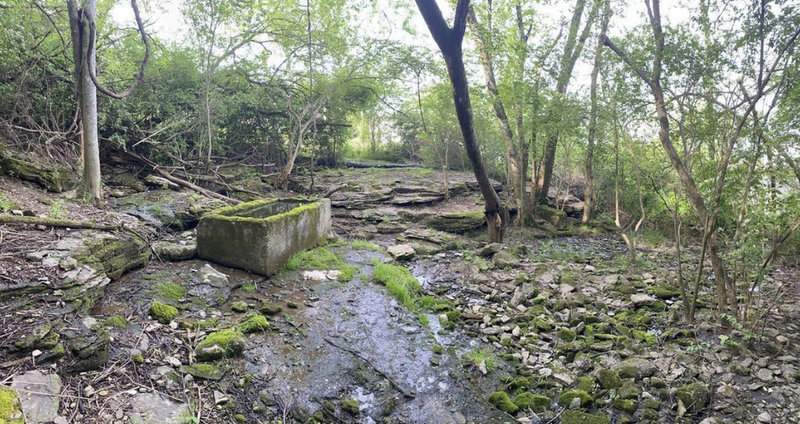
[68,0,102,207]
[415,0,507,242]
[583,0,611,224]
[536,0,595,207]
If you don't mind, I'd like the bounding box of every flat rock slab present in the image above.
[388,244,416,260]
[11,370,62,423]
[128,392,190,424]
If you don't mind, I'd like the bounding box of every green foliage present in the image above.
[463,347,497,371]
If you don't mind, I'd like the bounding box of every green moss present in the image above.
[676,382,709,414]
[612,398,638,413]
[0,385,23,424]
[235,413,247,422]
[195,329,245,361]
[132,353,144,364]
[649,284,680,299]
[576,376,596,393]
[231,301,249,313]
[180,363,225,380]
[286,247,341,270]
[238,314,269,333]
[242,282,257,292]
[207,198,320,225]
[533,318,553,331]
[341,399,360,415]
[488,391,518,414]
[557,390,593,407]
[597,369,623,389]
[372,260,421,309]
[513,392,550,412]
[153,283,186,302]
[618,380,641,399]
[632,330,658,345]
[103,315,128,329]
[149,302,178,324]
[432,344,443,354]
[557,328,577,342]
[561,410,610,424]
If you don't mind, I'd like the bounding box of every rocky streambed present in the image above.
[1,166,799,424]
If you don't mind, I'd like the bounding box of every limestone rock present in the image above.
[11,371,62,424]
[630,293,655,307]
[615,357,658,380]
[128,392,190,424]
[153,241,196,261]
[676,382,710,414]
[0,148,75,192]
[388,244,416,260]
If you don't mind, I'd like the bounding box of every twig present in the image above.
[322,336,415,398]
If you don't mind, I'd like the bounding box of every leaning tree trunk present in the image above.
[68,0,102,207]
[415,0,507,242]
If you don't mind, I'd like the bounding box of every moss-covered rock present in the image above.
[513,392,550,412]
[341,399,360,415]
[488,391,519,414]
[180,363,226,380]
[649,284,680,299]
[194,329,246,361]
[259,302,283,315]
[231,301,249,313]
[423,210,485,233]
[557,390,593,407]
[0,148,75,192]
[561,410,610,424]
[615,357,657,380]
[557,328,577,342]
[0,385,23,424]
[618,380,642,399]
[149,302,178,324]
[238,313,269,333]
[612,398,638,413]
[596,369,623,389]
[576,376,596,393]
[533,318,553,332]
[676,382,709,414]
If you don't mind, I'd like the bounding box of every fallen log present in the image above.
[343,161,422,169]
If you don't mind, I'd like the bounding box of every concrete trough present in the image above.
[196,197,332,276]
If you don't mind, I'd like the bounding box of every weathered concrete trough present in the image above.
[196,198,332,276]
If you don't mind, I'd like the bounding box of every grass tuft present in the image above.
[463,347,498,371]
[372,260,421,309]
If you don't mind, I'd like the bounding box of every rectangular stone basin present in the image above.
[196,198,332,275]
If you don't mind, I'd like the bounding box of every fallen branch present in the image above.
[322,336,415,399]
[320,183,347,199]
[120,151,241,204]
[0,215,150,247]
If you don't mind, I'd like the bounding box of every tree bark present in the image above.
[536,0,595,206]
[467,7,524,226]
[415,0,507,242]
[583,0,611,224]
[68,0,102,207]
